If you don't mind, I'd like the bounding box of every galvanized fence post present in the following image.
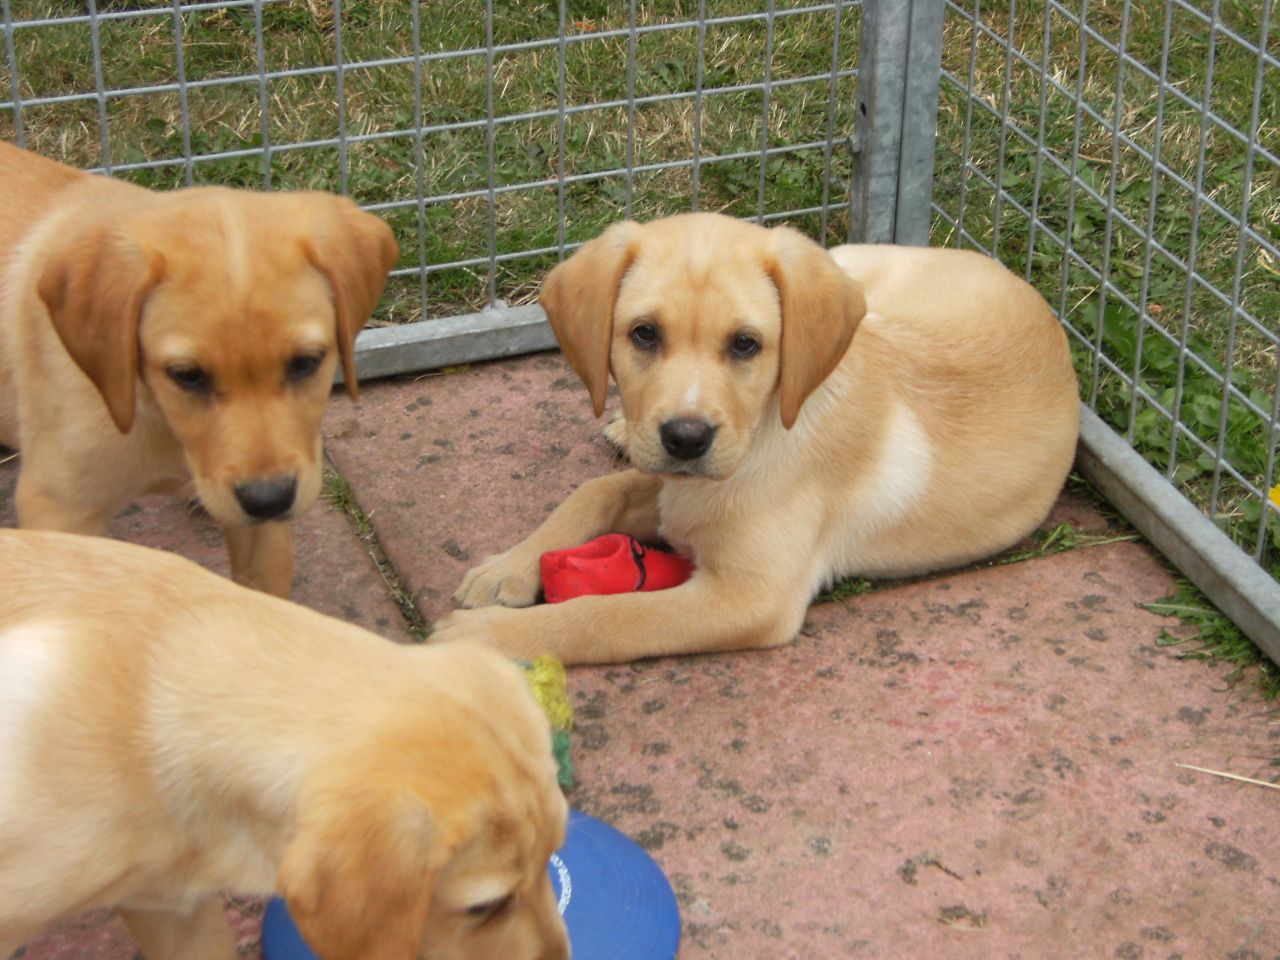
[851,0,945,245]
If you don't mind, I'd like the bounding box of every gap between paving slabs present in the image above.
[322,459,430,641]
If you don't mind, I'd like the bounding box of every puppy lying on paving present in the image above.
[0,142,399,597]
[437,212,1080,665]
[0,529,569,960]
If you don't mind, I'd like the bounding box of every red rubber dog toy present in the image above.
[540,534,694,604]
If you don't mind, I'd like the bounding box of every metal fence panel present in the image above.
[933,0,1279,652]
[852,0,945,244]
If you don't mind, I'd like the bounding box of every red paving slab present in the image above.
[11,900,263,960]
[5,353,1280,960]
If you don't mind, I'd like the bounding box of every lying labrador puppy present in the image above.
[0,142,399,596]
[437,212,1080,664]
[0,529,569,960]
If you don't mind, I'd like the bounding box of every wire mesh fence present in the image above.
[0,0,862,326]
[932,0,1279,586]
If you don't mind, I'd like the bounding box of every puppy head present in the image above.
[38,188,398,527]
[540,212,865,480]
[279,645,570,960]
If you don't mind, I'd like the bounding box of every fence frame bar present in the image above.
[851,0,944,244]
[1077,406,1280,662]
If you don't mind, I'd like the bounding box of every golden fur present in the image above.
[0,142,399,596]
[436,212,1080,664]
[0,529,569,960]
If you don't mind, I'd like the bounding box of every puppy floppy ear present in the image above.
[36,227,163,434]
[302,197,399,401]
[765,227,867,429]
[279,782,453,960]
[539,220,641,417]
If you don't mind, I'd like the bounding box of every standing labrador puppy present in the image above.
[0,529,570,960]
[437,212,1079,664]
[0,142,398,596]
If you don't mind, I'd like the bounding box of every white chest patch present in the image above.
[0,621,66,792]
[823,400,934,580]
[862,401,934,520]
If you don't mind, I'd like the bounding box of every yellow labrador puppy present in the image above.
[438,212,1079,664]
[0,142,399,596]
[0,530,569,960]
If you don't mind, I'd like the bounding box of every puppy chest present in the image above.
[656,481,759,558]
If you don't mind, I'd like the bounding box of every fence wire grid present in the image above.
[1,0,862,326]
[933,0,1279,584]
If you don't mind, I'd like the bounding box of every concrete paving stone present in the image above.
[12,900,263,960]
[322,354,625,623]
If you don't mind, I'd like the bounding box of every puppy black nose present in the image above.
[660,417,716,461]
[233,476,297,520]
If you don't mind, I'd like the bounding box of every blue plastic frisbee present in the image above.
[262,809,680,960]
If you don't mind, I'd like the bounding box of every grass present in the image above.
[1147,579,1280,699]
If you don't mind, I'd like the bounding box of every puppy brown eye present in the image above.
[466,893,513,921]
[286,352,325,383]
[730,333,761,359]
[166,364,211,393]
[630,323,660,351]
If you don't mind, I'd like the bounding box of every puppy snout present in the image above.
[233,475,298,520]
[660,417,716,461]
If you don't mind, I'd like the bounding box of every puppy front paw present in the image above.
[454,550,542,608]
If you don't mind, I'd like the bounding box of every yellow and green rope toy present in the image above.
[519,655,575,790]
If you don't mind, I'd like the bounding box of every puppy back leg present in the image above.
[225,521,293,598]
[119,899,238,960]
[454,469,663,609]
